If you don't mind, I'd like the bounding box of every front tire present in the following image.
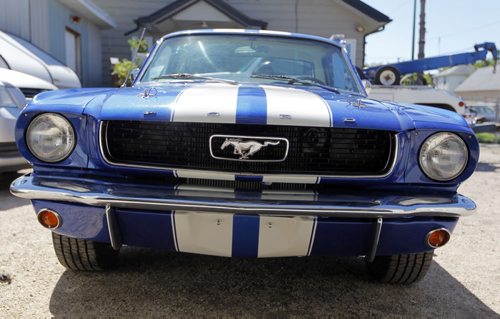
[366,252,433,284]
[52,232,119,271]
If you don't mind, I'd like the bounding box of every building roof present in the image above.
[125,0,268,35]
[434,65,475,78]
[59,0,116,29]
[125,0,390,36]
[341,0,391,23]
[455,65,500,93]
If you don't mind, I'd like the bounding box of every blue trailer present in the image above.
[364,42,498,85]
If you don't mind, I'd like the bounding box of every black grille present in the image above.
[101,121,396,176]
[185,179,309,191]
[19,88,46,99]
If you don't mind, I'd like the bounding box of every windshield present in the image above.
[139,34,362,94]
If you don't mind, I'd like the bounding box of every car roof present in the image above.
[159,29,343,48]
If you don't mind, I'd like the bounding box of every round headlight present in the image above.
[26,113,75,163]
[419,132,468,181]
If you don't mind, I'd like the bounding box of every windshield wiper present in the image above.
[152,73,238,85]
[251,74,340,94]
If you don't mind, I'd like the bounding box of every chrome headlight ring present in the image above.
[419,132,469,182]
[26,113,76,163]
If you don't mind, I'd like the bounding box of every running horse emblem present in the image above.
[221,138,280,160]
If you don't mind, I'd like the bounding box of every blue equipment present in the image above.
[364,42,498,85]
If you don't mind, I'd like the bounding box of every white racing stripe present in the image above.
[262,85,332,127]
[173,185,317,201]
[172,212,317,258]
[173,211,234,257]
[261,189,316,201]
[175,184,235,193]
[262,175,319,184]
[176,169,236,181]
[172,84,239,123]
[174,184,236,199]
[176,171,320,184]
[170,84,326,185]
[178,171,320,184]
[258,215,316,258]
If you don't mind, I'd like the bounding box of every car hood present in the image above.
[0,68,57,90]
[29,83,470,133]
[80,83,409,132]
[48,65,81,89]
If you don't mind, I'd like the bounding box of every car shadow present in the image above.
[0,170,31,211]
[475,162,499,173]
[48,248,498,318]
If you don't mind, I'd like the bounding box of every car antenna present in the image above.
[121,27,147,88]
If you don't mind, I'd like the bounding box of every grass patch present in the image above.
[476,133,497,144]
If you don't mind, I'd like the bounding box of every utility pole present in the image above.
[411,0,416,60]
[416,0,426,84]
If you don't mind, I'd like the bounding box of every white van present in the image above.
[368,85,467,115]
[0,68,57,99]
[0,30,81,89]
[0,69,56,172]
[0,80,29,172]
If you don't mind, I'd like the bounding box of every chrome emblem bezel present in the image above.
[209,135,289,162]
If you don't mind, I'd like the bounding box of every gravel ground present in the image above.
[0,145,499,318]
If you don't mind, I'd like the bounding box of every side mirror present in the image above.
[361,79,372,94]
[130,68,140,82]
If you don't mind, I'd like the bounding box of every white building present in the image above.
[94,0,391,85]
[0,0,390,86]
[455,65,500,103]
[434,65,475,92]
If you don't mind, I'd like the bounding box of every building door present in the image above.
[65,28,81,78]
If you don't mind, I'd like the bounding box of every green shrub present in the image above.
[111,59,137,87]
[127,38,148,53]
[111,38,149,87]
[476,133,497,144]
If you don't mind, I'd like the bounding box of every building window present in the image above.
[65,28,81,78]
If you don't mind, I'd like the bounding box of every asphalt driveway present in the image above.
[1,145,499,318]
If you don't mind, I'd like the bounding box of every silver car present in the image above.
[0,80,29,172]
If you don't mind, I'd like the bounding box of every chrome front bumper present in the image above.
[10,174,476,218]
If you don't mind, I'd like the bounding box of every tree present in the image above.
[416,0,426,85]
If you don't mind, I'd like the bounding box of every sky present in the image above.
[362,0,500,65]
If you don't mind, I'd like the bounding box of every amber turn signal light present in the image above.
[37,209,61,229]
[426,228,451,248]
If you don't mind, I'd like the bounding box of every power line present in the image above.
[428,19,500,40]
[387,0,412,15]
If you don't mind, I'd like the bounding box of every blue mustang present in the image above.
[11,29,478,284]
